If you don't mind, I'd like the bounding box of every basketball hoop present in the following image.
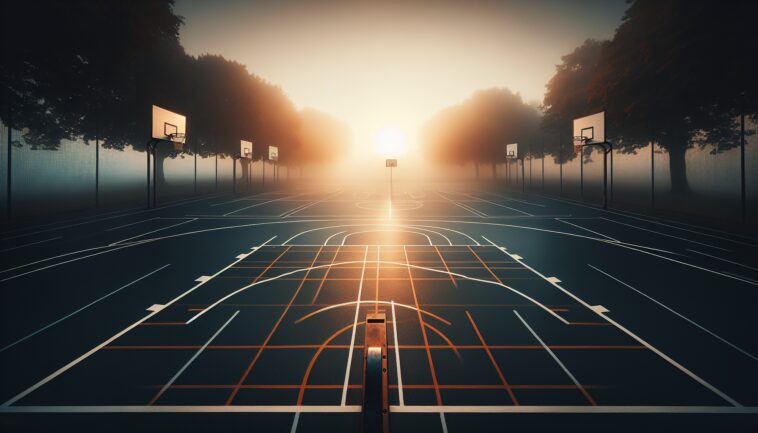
[573,136,590,153]
[169,133,186,150]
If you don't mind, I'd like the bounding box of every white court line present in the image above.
[465,194,533,216]
[600,217,730,251]
[224,194,302,216]
[588,264,758,363]
[290,411,300,433]
[487,192,548,208]
[151,310,240,404]
[0,264,171,353]
[281,190,342,218]
[1,193,227,242]
[323,231,347,246]
[391,300,405,406]
[106,217,160,231]
[296,300,450,326]
[389,405,758,414]
[408,224,480,245]
[209,191,280,207]
[556,218,618,241]
[341,230,433,246]
[513,310,594,402]
[0,405,755,414]
[0,237,62,253]
[436,191,487,217]
[539,193,757,246]
[109,218,197,246]
[341,246,369,406]
[189,261,567,325]
[0,405,362,413]
[481,235,742,407]
[440,413,449,433]
[686,249,758,272]
[2,236,275,407]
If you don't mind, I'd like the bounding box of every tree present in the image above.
[293,109,351,169]
[543,0,758,195]
[421,88,540,179]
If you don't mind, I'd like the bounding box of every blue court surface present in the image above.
[1,188,757,432]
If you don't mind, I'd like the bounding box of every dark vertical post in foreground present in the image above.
[95,121,99,208]
[559,133,563,195]
[362,313,389,433]
[651,124,655,208]
[146,144,151,209]
[580,146,584,199]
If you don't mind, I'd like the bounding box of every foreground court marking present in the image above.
[2,236,277,407]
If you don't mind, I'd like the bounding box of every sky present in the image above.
[174,0,627,159]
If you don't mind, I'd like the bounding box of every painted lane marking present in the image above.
[341,246,369,406]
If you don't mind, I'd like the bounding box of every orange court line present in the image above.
[310,245,342,304]
[466,310,520,405]
[224,244,319,406]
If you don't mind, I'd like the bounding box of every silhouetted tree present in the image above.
[293,108,351,170]
[544,0,758,194]
[422,88,540,179]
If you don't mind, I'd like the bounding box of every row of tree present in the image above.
[422,0,758,194]
[0,0,351,186]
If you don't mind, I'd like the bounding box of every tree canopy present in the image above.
[421,88,540,176]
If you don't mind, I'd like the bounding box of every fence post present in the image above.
[6,125,11,219]
[741,109,746,223]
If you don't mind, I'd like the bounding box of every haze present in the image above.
[175,0,626,163]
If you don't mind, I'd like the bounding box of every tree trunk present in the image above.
[156,152,167,189]
[667,144,690,195]
[474,162,480,180]
[491,162,497,180]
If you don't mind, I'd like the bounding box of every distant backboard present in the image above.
[506,143,518,159]
[240,140,253,159]
[385,159,397,167]
[573,111,605,145]
[268,145,279,161]
[152,105,186,143]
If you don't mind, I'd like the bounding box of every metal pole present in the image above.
[146,143,151,209]
[651,133,655,208]
[559,133,563,195]
[95,123,99,208]
[541,138,545,192]
[232,158,237,193]
[528,143,532,190]
[152,146,157,208]
[6,126,12,218]
[603,146,609,209]
[215,141,218,192]
[580,146,584,199]
[194,142,198,195]
[262,160,265,188]
[521,158,525,193]
[741,110,746,223]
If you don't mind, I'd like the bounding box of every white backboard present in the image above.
[573,111,605,144]
[151,105,186,141]
[386,159,397,167]
[506,143,518,159]
[268,145,279,161]
[240,140,253,159]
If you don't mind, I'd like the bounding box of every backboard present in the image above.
[573,111,605,146]
[240,140,253,159]
[385,159,397,167]
[152,105,186,144]
[506,143,518,159]
[268,145,279,162]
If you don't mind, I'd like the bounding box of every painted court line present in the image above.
[513,310,596,405]
[556,218,618,241]
[0,405,361,413]
[106,217,160,231]
[465,194,533,216]
[150,310,240,404]
[224,194,302,216]
[0,264,171,353]
[2,237,276,407]
[480,236,741,407]
[0,237,62,253]
[599,217,730,251]
[391,300,405,406]
[109,218,197,246]
[686,249,758,272]
[588,264,758,363]
[340,246,370,406]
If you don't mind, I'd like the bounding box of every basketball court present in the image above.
[1,185,757,432]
